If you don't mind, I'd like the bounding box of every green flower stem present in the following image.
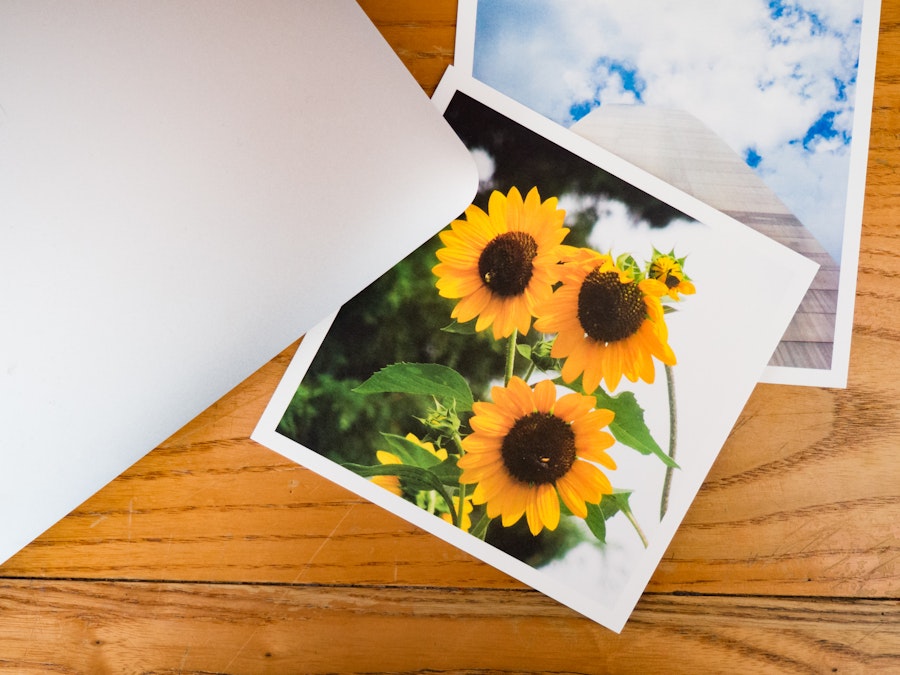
[504,330,518,386]
[660,364,677,521]
[521,360,536,383]
[446,495,460,528]
[456,483,468,530]
[450,430,466,456]
[622,503,649,549]
[451,430,468,530]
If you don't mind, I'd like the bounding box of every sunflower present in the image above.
[647,251,695,301]
[457,377,616,536]
[534,249,675,393]
[433,187,569,340]
[371,433,448,497]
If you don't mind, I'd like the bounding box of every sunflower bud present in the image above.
[417,397,461,438]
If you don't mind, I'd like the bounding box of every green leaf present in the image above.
[592,388,679,469]
[440,319,476,334]
[583,502,607,543]
[429,457,462,485]
[599,489,633,520]
[353,362,474,412]
[516,343,532,359]
[615,253,643,280]
[343,462,459,525]
[379,433,444,469]
[583,490,634,544]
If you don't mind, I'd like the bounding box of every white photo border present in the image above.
[253,68,818,631]
[453,0,883,388]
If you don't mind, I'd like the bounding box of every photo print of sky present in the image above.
[471,0,865,265]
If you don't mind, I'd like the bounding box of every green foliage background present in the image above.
[275,233,507,465]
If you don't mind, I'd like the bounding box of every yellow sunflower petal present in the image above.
[532,379,557,413]
[474,304,500,333]
[525,483,560,535]
[468,408,514,436]
[580,343,608,394]
[575,432,617,468]
[375,451,400,465]
[451,285,493,322]
[568,460,614,501]
[488,188,512,234]
[505,377,537,416]
[571,408,616,436]
[459,457,511,487]
[490,294,527,339]
[555,473,589,518]
[538,484,561,531]
[463,202,499,238]
[553,391,596,423]
[499,482,530,527]
[559,341,589,384]
[456,448,503,469]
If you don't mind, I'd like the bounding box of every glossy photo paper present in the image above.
[253,70,817,631]
[455,0,881,387]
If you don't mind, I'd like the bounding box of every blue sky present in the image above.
[472,0,867,262]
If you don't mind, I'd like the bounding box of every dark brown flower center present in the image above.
[651,260,682,289]
[478,231,538,297]
[664,273,681,289]
[500,412,576,485]
[577,269,646,343]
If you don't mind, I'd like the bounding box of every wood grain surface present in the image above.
[2,1,899,672]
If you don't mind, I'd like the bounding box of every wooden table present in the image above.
[3,2,898,672]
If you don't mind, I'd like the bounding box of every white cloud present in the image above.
[473,0,865,262]
[469,147,496,187]
[757,138,851,260]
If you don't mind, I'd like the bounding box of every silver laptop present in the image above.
[0,0,477,563]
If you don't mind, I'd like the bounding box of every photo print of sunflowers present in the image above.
[253,71,817,630]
